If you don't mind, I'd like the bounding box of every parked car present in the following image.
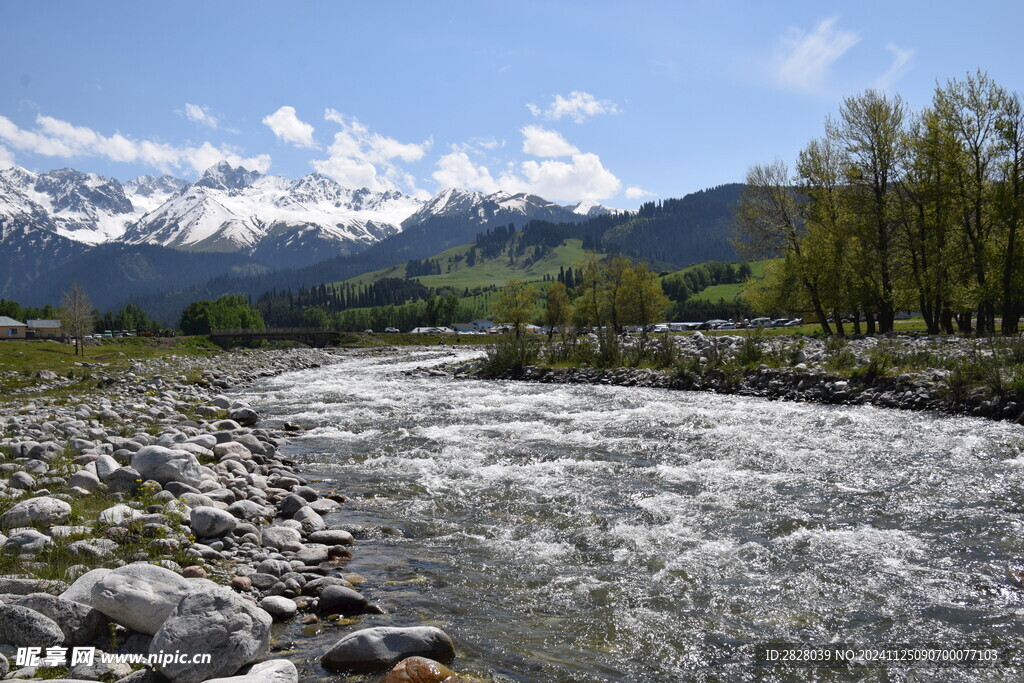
[785,318,804,327]
[363,329,373,334]
[384,327,400,333]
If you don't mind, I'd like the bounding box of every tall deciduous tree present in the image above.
[60,282,94,356]
[735,160,833,334]
[542,281,573,341]
[830,89,908,333]
[491,279,538,338]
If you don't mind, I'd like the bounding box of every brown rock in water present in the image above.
[383,656,462,683]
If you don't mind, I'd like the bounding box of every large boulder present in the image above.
[14,593,109,646]
[204,659,297,683]
[60,568,112,605]
[90,564,193,634]
[190,506,236,538]
[0,604,64,647]
[0,496,71,529]
[150,585,271,683]
[131,446,202,487]
[321,626,456,673]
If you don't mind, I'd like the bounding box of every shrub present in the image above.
[480,335,540,377]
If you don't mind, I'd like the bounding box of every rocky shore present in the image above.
[0,347,468,682]
[460,332,1024,423]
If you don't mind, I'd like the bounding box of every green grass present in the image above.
[343,239,594,291]
[0,337,221,398]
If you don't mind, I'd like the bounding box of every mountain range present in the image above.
[0,161,740,321]
[0,161,618,266]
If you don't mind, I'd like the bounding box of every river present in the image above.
[245,347,1024,681]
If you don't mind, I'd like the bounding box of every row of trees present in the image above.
[491,254,670,342]
[738,71,1024,335]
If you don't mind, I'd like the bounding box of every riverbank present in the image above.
[0,345,470,682]
[463,332,1024,423]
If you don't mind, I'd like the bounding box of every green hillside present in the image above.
[342,238,595,291]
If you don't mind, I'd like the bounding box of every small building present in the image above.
[0,316,27,340]
[26,319,62,339]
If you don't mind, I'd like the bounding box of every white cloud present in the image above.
[0,113,271,174]
[521,125,579,158]
[500,152,621,201]
[262,106,317,148]
[625,186,655,199]
[874,44,915,91]
[772,18,860,94]
[432,151,500,193]
[312,109,430,192]
[431,126,622,202]
[182,103,218,129]
[527,91,620,123]
[0,145,14,169]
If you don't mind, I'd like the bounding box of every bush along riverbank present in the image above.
[0,347,470,682]
[463,331,1024,423]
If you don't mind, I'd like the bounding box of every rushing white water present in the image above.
[248,348,1024,681]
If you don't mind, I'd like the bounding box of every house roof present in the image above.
[26,319,61,328]
[0,316,26,327]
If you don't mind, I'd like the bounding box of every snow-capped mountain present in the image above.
[566,199,621,218]
[0,166,155,244]
[120,163,423,264]
[0,161,624,272]
[401,187,606,228]
[122,175,189,214]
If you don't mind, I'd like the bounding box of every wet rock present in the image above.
[293,506,326,534]
[383,656,461,683]
[322,626,456,674]
[150,585,272,683]
[316,585,370,615]
[307,529,355,546]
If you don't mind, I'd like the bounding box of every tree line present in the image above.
[738,71,1024,335]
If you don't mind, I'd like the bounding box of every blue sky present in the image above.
[1,1,1022,207]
